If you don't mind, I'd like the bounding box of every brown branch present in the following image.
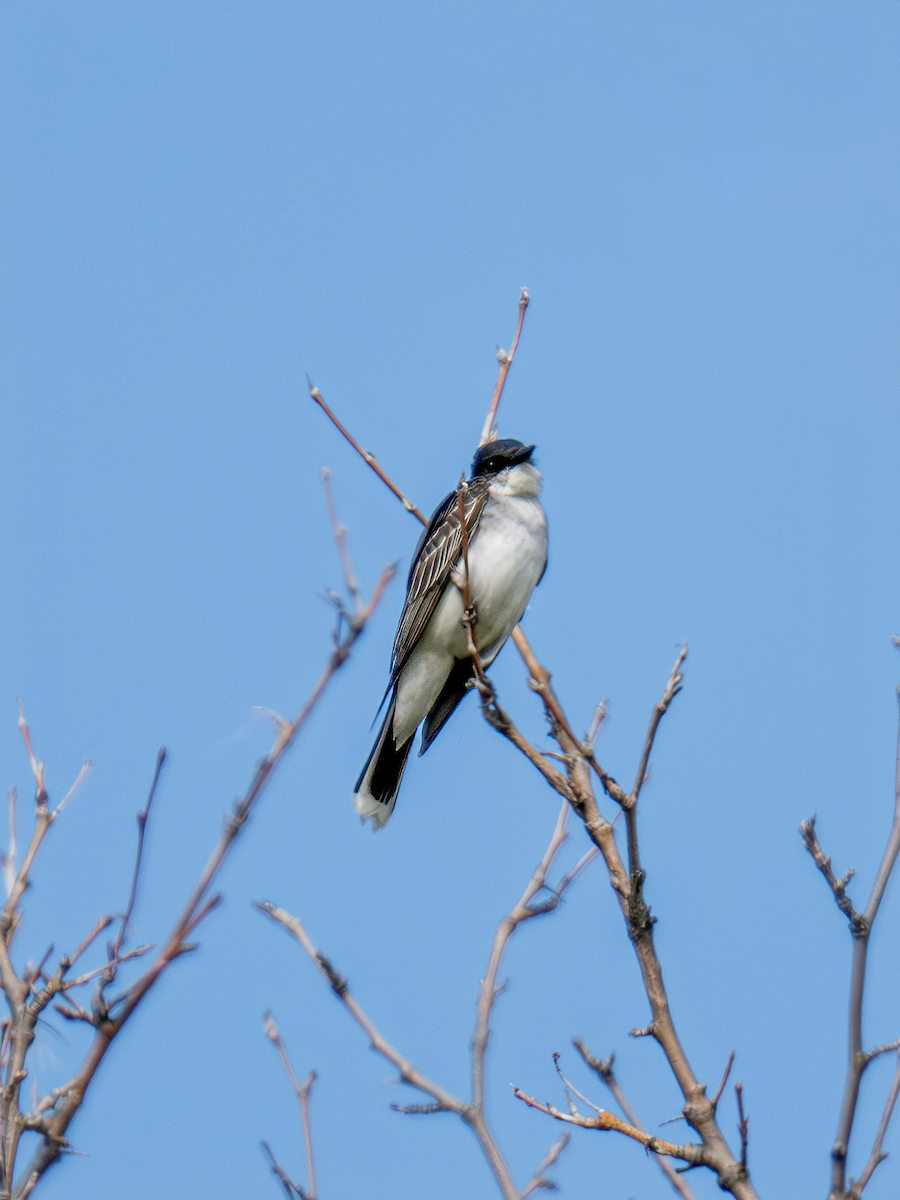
[480,646,756,1198]
[257,904,467,1115]
[66,918,114,972]
[259,801,590,1200]
[572,1038,700,1200]
[511,1087,706,1165]
[60,945,154,991]
[472,801,594,1112]
[713,1050,736,1109]
[849,1050,900,1198]
[264,1013,317,1200]
[261,1140,310,1200]
[10,531,393,1197]
[520,1133,569,1198]
[813,663,900,1200]
[308,381,428,524]
[480,288,529,445]
[631,644,687,805]
[321,466,360,610]
[799,816,864,933]
[50,761,90,820]
[735,1082,748,1172]
[863,1038,900,1066]
[111,748,166,967]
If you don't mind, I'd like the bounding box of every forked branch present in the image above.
[804,650,900,1200]
[257,801,588,1200]
[572,1038,700,1200]
[264,1013,317,1200]
[4,493,392,1199]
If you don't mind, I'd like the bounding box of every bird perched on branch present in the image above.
[354,439,548,829]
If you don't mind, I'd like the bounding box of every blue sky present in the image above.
[1,2,899,1197]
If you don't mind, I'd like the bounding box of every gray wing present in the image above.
[390,477,491,683]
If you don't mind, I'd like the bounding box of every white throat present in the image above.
[490,461,542,499]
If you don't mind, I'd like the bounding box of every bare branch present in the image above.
[264,1013,317,1200]
[713,1051,736,1109]
[511,1086,706,1165]
[585,700,607,751]
[321,466,360,611]
[863,1038,900,1066]
[850,1050,900,1198]
[572,1038,700,1200]
[631,644,687,805]
[520,1133,569,1198]
[16,703,44,804]
[60,944,153,991]
[308,380,428,524]
[257,795,591,1200]
[51,760,90,819]
[258,904,465,1116]
[472,801,584,1111]
[735,1082,748,1172]
[261,1140,310,1200]
[11,537,393,1196]
[799,815,864,932]
[818,667,900,1199]
[66,917,114,971]
[482,644,755,1198]
[479,288,529,445]
[111,748,166,968]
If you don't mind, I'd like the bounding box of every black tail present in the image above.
[354,699,413,829]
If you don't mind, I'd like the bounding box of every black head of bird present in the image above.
[470,439,536,478]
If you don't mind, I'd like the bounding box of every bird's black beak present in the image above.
[511,444,536,467]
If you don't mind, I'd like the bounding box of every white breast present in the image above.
[464,465,548,662]
[392,462,547,746]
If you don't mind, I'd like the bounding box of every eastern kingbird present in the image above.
[354,438,548,828]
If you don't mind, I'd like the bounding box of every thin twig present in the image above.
[813,663,900,1200]
[265,1013,317,1200]
[260,1140,309,1200]
[713,1051,736,1109]
[308,380,427,523]
[631,644,687,805]
[799,816,864,932]
[520,1133,569,1198]
[321,466,360,611]
[66,917,114,971]
[511,1087,706,1165]
[472,801,589,1111]
[257,904,465,1115]
[51,760,90,819]
[480,288,529,445]
[850,1050,900,1198]
[259,800,590,1200]
[11,524,393,1196]
[735,1082,748,1172]
[572,1039,700,1200]
[112,748,166,966]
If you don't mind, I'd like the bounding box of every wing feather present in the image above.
[390,478,490,682]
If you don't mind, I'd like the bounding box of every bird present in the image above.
[354,438,548,829]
